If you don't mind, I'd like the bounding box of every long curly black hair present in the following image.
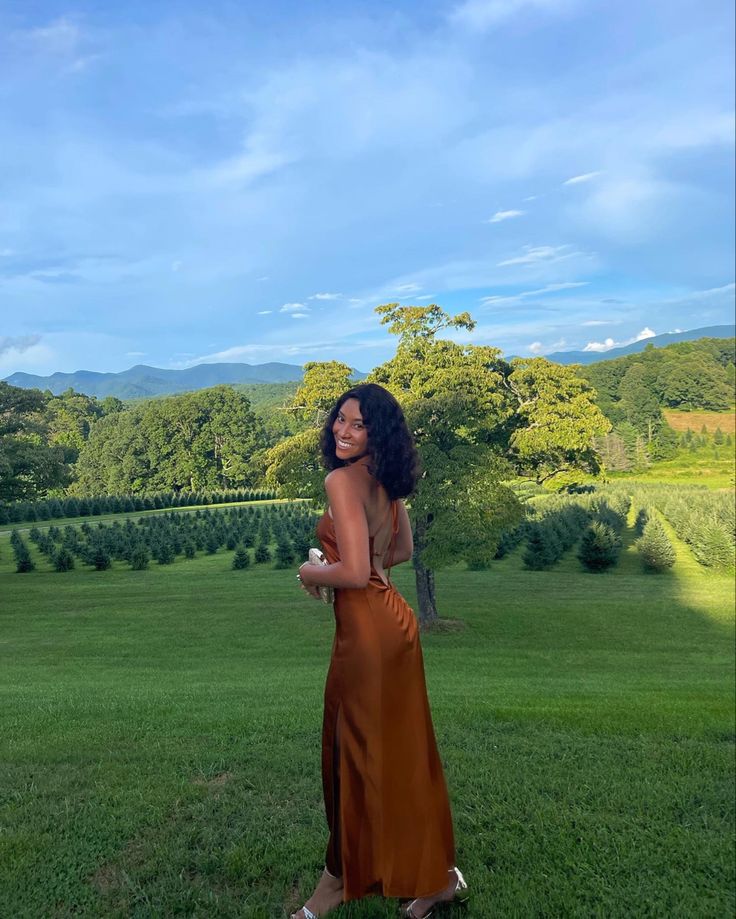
[320,383,421,499]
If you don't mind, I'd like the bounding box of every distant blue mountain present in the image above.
[512,325,735,365]
[5,324,733,398]
[3,361,309,399]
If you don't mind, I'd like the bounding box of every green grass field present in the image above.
[1,511,734,917]
[609,442,735,490]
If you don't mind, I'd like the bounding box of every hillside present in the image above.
[3,361,308,399]
[542,324,735,365]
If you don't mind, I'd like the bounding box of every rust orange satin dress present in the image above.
[316,499,456,902]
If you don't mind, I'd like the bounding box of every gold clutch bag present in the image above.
[308,548,335,604]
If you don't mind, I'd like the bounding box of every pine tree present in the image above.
[577,522,620,572]
[232,544,250,569]
[523,524,559,570]
[254,541,271,564]
[90,546,112,570]
[129,545,150,570]
[636,517,676,572]
[53,547,75,572]
[274,537,295,569]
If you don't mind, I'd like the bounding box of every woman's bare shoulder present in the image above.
[324,465,371,499]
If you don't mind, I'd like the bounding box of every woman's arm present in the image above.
[299,469,371,589]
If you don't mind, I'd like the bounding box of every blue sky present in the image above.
[1,0,734,377]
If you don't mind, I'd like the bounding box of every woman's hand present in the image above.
[298,563,323,601]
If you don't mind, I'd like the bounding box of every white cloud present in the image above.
[202,144,293,188]
[563,171,602,185]
[257,310,272,315]
[528,341,543,354]
[583,327,656,352]
[481,280,588,304]
[126,350,146,357]
[280,302,308,313]
[581,319,614,327]
[11,16,100,74]
[583,337,616,352]
[487,209,525,223]
[449,0,576,31]
[291,312,309,318]
[394,283,423,293]
[497,244,580,267]
[309,292,342,300]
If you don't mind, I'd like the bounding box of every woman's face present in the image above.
[332,398,369,461]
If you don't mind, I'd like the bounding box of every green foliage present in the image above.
[254,540,272,564]
[52,547,75,572]
[232,545,251,569]
[263,428,324,500]
[273,538,295,569]
[582,336,735,424]
[0,487,278,526]
[607,482,734,570]
[634,507,649,537]
[10,530,35,573]
[577,522,621,572]
[507,358,611,483]
[412,444,523,570]
[88,545,112,571]
[0,383,70,502]
[636,517,676,573]
[129,545,150,570]
[74,386,263,495]
[289,361,354,428]
[618,362,663,436]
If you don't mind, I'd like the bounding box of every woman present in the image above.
[292,383,468,919]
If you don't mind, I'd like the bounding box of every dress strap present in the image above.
[385,500,399,585]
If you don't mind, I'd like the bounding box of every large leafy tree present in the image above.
[505,358,611,483]
[0,382,69,502]
[265,303,610,626]
[290,361,355,427]
[73,386,263,494]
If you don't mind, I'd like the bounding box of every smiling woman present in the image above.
[291,383,468,919]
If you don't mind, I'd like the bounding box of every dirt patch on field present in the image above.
[192,770,234,789]
[664,409,735,434]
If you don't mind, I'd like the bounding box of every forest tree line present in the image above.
[1,333,733,507]
[579,337,734,470]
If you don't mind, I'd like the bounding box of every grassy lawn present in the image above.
[0,513,734,917]
[609,442,735,490]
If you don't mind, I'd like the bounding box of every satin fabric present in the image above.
[316,499,456,902]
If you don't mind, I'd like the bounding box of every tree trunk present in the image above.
[412,516,439,627]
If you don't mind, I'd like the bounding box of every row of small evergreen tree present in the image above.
[0,487,279,526]
[519,492,631,572]
[615,484,734,570]
[16,503,320,574]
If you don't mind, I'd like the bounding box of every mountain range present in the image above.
[3,361,306,399]
[4,325,734,399]
[539,324,735,365]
